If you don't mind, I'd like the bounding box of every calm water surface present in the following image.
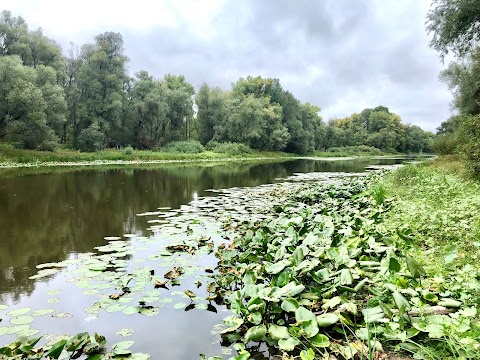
[0,158,404,359]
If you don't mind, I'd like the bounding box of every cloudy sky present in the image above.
[4,0,453,131]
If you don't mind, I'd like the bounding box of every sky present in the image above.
[3,0,453,131]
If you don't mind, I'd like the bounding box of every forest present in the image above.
[0,10,434,155]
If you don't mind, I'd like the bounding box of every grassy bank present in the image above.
[373,156,480,358]
[0,143,297,168]
[0,143,406,169]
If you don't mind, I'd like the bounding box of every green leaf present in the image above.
[339,269,353,285]
[406,255,426,278]
[281,298,299,312]
[292,247,304,266]
[444,244,458,264]
[10,316,34,325]
[392,291,411,311]
[46,339,67,359]
[310,334,330,348]
[322,296,341,310]
[278,337,300,351]
[317,313,340,327]
[244,324,267,342]
[265,260,290,274]
[300,348,315,360]
[268,324,290,340]
[247,312,262,325]
[388,258,401,272]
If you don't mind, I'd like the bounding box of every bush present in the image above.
[208,141,253,155]
[164,140,205,153]
[122,145,134,155]
[328,145,384,154]
[77,125,107,152]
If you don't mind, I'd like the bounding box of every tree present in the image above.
[426,0,480,59]
[162,74,195,143]
[0,55,61,149]
[129,71,168,148]
[76,32,130,148]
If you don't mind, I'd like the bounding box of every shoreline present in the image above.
[0,155,394,169]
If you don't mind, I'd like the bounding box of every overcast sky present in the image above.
[3,0,453,131]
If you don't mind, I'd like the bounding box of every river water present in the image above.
[0,158,405,359]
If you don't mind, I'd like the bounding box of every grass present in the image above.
[374,156,480,358]
[381,156,480,269]
[0,143,298,167]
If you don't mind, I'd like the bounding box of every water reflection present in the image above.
[0,158,402,302]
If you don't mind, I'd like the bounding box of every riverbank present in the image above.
[0,144,405,169]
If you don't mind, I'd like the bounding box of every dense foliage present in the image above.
[210,172,480,359]
[0,11,433,155]
[428,0,480,174]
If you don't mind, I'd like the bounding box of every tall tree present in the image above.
[426,0,480,59]
[76,32,130,148]
[0,55,64,149]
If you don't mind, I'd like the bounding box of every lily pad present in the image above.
[0,327,8,336]
[117,328,134,337]
[31,308,55,317]
[122,306,140,315]
[10,316,34,325]
[0,305,8,311]
[7,308,31,317]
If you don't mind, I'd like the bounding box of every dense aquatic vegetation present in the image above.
[208,172,480,359]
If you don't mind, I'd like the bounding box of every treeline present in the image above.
[427,0,480,174]
[0,10,433,154]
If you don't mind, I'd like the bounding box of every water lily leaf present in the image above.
[339,269,353,285]
[117,328,133,337]
[29,268,59,279]
[31,308,55,317]
[47,297,60,304]
[10,316,34,325]
[106,304,127,312]
[7,308,31,317]
[8,325,30,335]
[244,324,267,342]
[0,305,8,311]
[268,324,290,340]
[317,313,340,327]
[278,337,300,351]
[247,312,262,325]
[0,327,8,336]
[138,307,159,316]
[281,298,299,312]
[265,260,290,275]
[122,306,140,315]
[322,296,341,310]
[311,334,330,347]
[114,340,135,350]
[280,282,305,297]
[130,354,151,360]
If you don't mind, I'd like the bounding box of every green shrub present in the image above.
[328,145,384,155]
[77,125,107,152]
[122,145,134,155]
[164,140,205,153]
[208,142,253,155]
